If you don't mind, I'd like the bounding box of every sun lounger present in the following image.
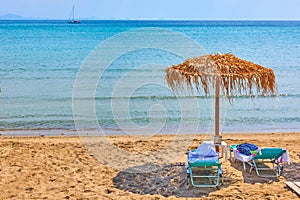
[186,143,222,187]
[230,144,289,177]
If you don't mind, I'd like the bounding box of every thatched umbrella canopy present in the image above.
[165,53,276,144]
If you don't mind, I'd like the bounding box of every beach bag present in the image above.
[236,143,258,156]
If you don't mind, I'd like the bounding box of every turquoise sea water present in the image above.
[0,20,299,134]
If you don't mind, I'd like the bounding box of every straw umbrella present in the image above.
[165,53,276,145]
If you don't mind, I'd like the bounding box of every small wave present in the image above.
[3,93,297,104]
[73,93,300,101]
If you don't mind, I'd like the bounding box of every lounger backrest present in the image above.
[254,148,286,160]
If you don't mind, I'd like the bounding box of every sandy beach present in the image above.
[0,131,299,199]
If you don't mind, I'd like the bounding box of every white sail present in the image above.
[68,6,80,24]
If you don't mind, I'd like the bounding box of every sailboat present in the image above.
[68,6,80,24]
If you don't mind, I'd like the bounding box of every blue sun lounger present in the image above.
[187,143,222,187]
[230,144,288,177]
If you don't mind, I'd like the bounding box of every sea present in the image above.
[0,20,299,135]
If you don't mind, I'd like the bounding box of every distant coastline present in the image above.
[1,13,300,21]
[1,19,300,25]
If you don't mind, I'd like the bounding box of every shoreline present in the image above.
[1,128,300,137]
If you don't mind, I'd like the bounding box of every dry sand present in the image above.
[0,132,299,199]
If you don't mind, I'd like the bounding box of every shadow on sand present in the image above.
[282,162,300,181]
[230,159,280,183]
[113,163,232,198]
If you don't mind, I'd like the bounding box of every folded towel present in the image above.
[195,143,218,157]
[278,150,290,164]
[188,152,219,163]
[236,143,259,156]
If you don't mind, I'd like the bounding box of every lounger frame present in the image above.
[230,146,285,177]
[187,161,222,187]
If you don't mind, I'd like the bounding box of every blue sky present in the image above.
[1,0,300,20]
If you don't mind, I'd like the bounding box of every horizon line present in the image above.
[1,19,300,21]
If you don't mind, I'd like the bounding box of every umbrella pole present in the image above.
[215,78,221,151]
